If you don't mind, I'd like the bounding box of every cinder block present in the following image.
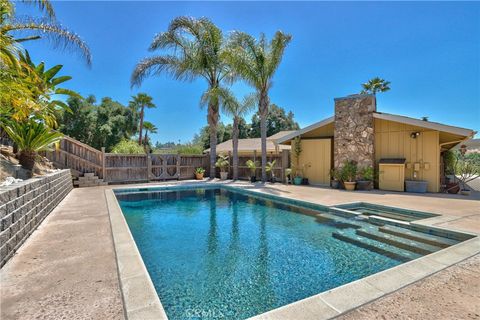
[84,172,95,178]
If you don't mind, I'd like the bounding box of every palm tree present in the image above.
[360,77,391,95]
[1,0,92,66]
[129,93,155,145]
[215,89,256,180]
[225,31,292,182]
[142,121,157,146]
[131,17,233,179]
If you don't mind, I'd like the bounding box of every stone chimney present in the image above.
[333,94,376,169]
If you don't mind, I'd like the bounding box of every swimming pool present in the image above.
[114,186,459,320]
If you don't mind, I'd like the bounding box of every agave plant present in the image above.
[3,119,63,170]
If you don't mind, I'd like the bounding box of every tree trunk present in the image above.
[18,151,36,171]
[138,106,144,145]
[208,100,219,179]
[232,116,239,180]
[259,90,270,182]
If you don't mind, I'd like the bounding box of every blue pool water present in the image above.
[116,188,402,320]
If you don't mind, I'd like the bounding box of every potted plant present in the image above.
[246,159,258,182]
[215,154,229,180]
[292,137,303,185]
[301,163,310,185]
[454,145,479,196]
[340,160,357,191]
[266,160,277,183]
[194,167,205,180]
[285,168,292,184]
[356,166,374,191]
[330,169,341,189]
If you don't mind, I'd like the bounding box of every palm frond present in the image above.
[5,20,92,66]
[21,0,56,20]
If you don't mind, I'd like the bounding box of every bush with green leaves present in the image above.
[195,167,205,174]
[246,159,258,177]
[3,119,63,170]
[110,139,145,154]
[215,154,229,172]
[358,166,374,181]
[340,160,358,182]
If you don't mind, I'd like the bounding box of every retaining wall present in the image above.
[0,170,73,267]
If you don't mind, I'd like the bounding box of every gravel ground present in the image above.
[338,254,480,320]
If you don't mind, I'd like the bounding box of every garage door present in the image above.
[296,139,331,185]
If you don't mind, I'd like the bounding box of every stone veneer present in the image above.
[334,94,376,169]
[0,169,73,267]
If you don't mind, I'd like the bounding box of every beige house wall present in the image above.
[374,118,440,192]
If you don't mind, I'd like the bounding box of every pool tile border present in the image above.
[107,182,479,320]
[105,189,168,320]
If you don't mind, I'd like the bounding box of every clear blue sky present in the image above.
[17,1,480,143]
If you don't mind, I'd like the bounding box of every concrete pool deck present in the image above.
[1,180,479,320]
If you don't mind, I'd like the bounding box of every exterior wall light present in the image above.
[410,132,420,139]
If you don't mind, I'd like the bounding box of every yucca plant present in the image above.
[3,119,63,170]
[265,159,277,182]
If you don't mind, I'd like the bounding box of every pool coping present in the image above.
[106,182,480,320]
[105,189,168,320]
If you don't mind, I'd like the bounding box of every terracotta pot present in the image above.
[446,182,459,194]
[195,172,204,180]
[344,181,356,191]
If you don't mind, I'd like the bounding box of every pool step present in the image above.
[354,209,415,222]
[316,213,366,229]
[332,230,421,262]
[356,228,442,255]
[379,225,458,248]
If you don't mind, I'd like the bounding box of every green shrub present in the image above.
[359,166,374,181]
[340,160,358,182]
[176,144,203,155]
[111,139,145,154]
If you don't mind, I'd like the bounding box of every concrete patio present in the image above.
[1,181,479,320]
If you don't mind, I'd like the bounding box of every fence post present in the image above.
[101,147,106,181]
[176,154,181,180]
[147,154,152,181]
[281,149,289,183]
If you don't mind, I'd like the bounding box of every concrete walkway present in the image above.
[1,181,479,320]
[0,186,124,320]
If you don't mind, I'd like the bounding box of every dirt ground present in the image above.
[339,254,480,320]
[0,145,57,182]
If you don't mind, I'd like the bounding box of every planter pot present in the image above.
[250,176,257,183]
[270,177,276,184]
[460,189,471,196]
[220,172,228,180]
[405,180,428,193]
[331,180,340,189]
[344,181,356,191]
[195,173,204,180]
[356,180,373,191]
[446,182,460,194]
[293,177,303,185]
[301,178,309,185]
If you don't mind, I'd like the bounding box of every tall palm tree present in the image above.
[129,93,155,145]
[214,89,256,180]
[142,121,157,146]
[1,0,92,66]
[360,77,391,95]
[225,31,291,182]
[131,16,233,179]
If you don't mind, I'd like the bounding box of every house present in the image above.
[205,131,294,155]
[277,94,475,192]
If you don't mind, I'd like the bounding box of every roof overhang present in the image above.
[373,112,475,138]
[276,116,334,144]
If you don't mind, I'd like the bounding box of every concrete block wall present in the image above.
[0,169,73,267]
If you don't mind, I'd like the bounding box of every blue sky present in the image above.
[17,1,480,143]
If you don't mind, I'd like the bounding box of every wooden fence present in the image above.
[43,136,290,184]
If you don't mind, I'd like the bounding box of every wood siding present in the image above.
[292,139,332,185]
[375,119,440,192]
